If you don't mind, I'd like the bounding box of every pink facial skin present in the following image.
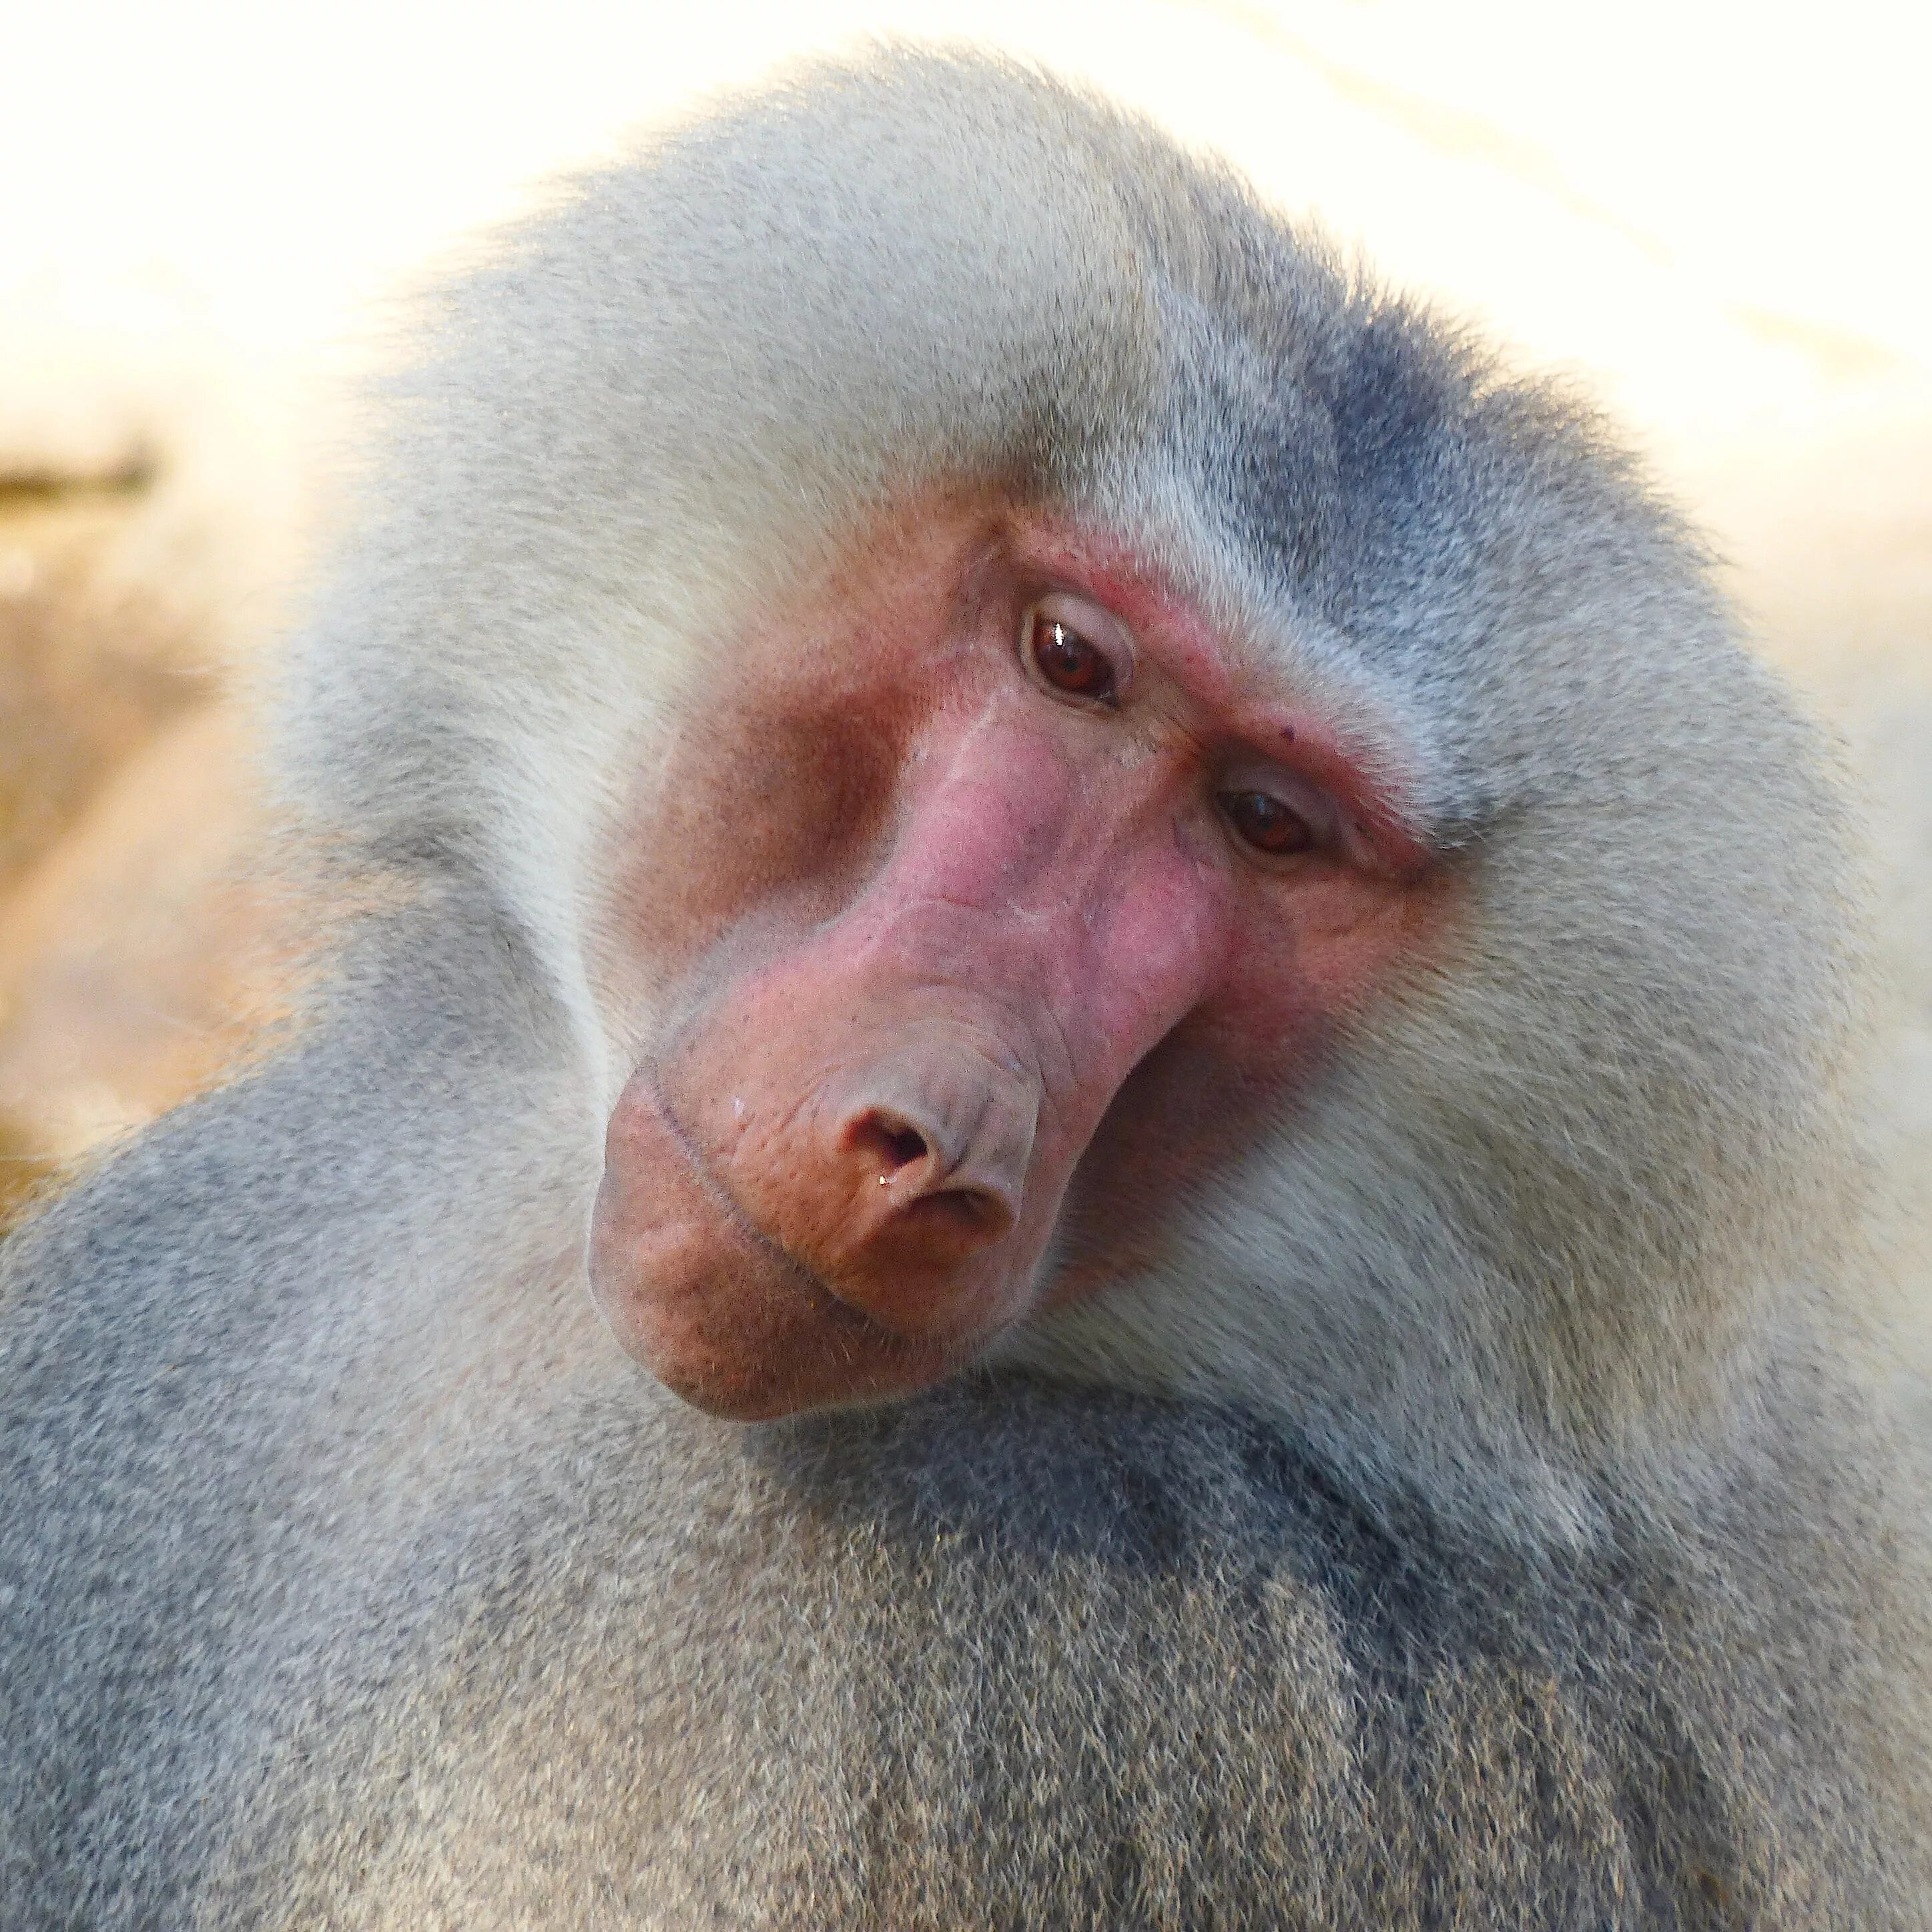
[587,499,1447,1419]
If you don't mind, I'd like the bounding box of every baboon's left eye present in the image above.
[1219,789,1315,856]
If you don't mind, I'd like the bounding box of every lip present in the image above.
[666,1064,1038,1351]
[645,1070,837,1298]
[589,1067,973,1418]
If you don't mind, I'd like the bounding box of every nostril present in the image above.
[846,1110,932,1179]
[879,1125,929,1169]
[828,1092,1027,1262]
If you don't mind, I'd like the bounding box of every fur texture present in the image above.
[2,45,1927,1927]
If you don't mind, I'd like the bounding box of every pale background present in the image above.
[1,2,1925,1362]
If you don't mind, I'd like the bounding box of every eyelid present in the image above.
[1028,590,1137,695]
[1217,758,1345,855]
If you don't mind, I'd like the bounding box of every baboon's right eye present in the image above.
[1019,595,1133,710]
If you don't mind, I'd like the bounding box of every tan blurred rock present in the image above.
[0,292,318,1226]
[0,704,302,1220]
[0,300,311,899]
[0,492,206,897]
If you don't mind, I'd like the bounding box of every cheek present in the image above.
[584,513,990,1039]
[1049,866,1454,1299]
[1216,868,1447,1060]
[589,683,900,1028]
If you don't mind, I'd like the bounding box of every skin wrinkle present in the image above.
[597,1068,968,1411]
[842,770,1157,1111]
[1007,512,1437,866]
[629,1070,854,1331]
[952,502,1439,873]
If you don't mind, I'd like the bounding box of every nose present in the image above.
[788,1040,1040,1329]
[830,1042,1038,1269]
[663,1015,1045,1341]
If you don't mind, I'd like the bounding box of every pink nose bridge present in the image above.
[848,722,1108,1001]
[894,718,1102,914]
[657,709,1226,1337]
[869,711,1225,1072]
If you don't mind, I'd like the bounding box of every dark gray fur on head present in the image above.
[3,43,1927,1929]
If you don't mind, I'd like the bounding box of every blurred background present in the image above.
[1,1,1925,1349]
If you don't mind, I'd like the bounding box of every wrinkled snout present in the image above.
[587,687,1235,1416]
[828,1036,1039,1265]
[659,986,1052,1342]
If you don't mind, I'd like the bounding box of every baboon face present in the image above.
[588,496,1445,1418]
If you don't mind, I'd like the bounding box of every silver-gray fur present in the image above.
[3,44,1927,1928]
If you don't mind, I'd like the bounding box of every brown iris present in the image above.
[1219,789,1314,856]
[1028,612,1116,703]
